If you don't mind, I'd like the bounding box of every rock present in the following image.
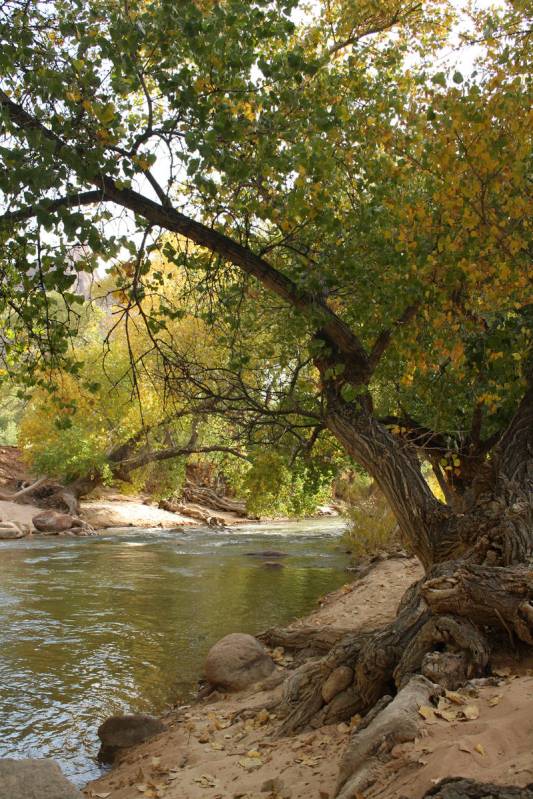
[97,713,165,750]
[205,632,275,691]
[32,510,76,533]
[262,561,284,569]
[262,776,292,797]
[0,521,29,539]
[81,499,194,529]
[322,665,354,703]
[0,758,82,798]
[245,550,288,558]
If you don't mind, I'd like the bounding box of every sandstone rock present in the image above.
[32,510,75,533]
[0,758,82,798]
[97,713,165,749]
[0,521,29,539]
[322,665,354,703]
[205,632,275,691]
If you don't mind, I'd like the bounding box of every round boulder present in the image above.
[205,632,275,691]
[97,713,165,750]
[32,511,75,534]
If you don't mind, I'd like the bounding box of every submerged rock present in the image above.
[245,550,288,558]
[0,758,82,798]
[205,632,275,691]
[98,713,165,752]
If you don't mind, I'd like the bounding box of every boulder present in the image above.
[205,632,275,691]
[0,758,82,798]
[98,713,165,749]
[33,510,76,534]
[0,521,29,539]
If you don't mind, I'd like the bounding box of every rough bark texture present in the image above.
[335,675,440,799]
[423,779,533,799]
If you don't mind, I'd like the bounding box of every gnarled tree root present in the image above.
[274,561,533,736]
[423,778,533,799]
[335,674,440,799]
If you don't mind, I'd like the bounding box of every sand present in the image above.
[84,557,533,799]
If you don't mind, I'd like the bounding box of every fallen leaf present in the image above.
[474,743,486,756]
[418,705,436,721]
[445,690,466,705]
[238,756,263,770]
[462,704,480,720]
[150,757,161,768]
[246,749,262,758]
[193,774,217,787]
[255,708,270,725]
[435,707,458,722]
[488,695,502,707]
[210,741,224,751]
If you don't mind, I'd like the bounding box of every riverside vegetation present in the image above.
[0,0,531,796]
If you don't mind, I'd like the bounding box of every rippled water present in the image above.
[0,519,348,785]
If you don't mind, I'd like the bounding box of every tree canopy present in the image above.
[0,0,531,519]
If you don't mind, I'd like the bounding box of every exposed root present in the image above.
[394,615,489,689]
[423,778,533,799]
[335,675,440,799]
[423,564,533,645]
[259,626,352,655]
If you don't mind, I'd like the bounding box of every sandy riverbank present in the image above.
[83,555,533,799]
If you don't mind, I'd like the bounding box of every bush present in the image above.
[230,451,334,519]
[341,480,399,561]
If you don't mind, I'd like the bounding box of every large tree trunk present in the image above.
[270,380,532,761]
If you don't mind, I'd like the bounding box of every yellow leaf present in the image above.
[474,743,486,756]
[462,704,480,720]
[418,705,436,721]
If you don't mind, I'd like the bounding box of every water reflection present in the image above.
[0,519,347,785]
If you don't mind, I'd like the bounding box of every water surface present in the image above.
[0,519,348,784]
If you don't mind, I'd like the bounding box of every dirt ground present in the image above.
[84,557,533,799]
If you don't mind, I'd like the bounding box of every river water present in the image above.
[0,519,348,785]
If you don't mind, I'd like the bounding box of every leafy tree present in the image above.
[0,0,532,779]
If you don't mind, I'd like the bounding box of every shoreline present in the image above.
[84,555,533,799]
[84,557,422,799]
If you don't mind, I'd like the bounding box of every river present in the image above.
[0,519,348,785]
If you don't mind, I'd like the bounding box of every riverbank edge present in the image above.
[84,556,423,799]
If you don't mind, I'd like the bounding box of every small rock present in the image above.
[32,510,75,534]
[262,776,292,797]
[0,521,29,539]
[205,633,275,691]
[97,713,165,750]
[0,758,82,798]
[322,666,354,703]
[262,561,284,569]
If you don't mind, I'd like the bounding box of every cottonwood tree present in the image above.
[0,0,531,793]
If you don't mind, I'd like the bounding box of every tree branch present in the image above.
[0,90,371,379]
[369,303,420,372]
